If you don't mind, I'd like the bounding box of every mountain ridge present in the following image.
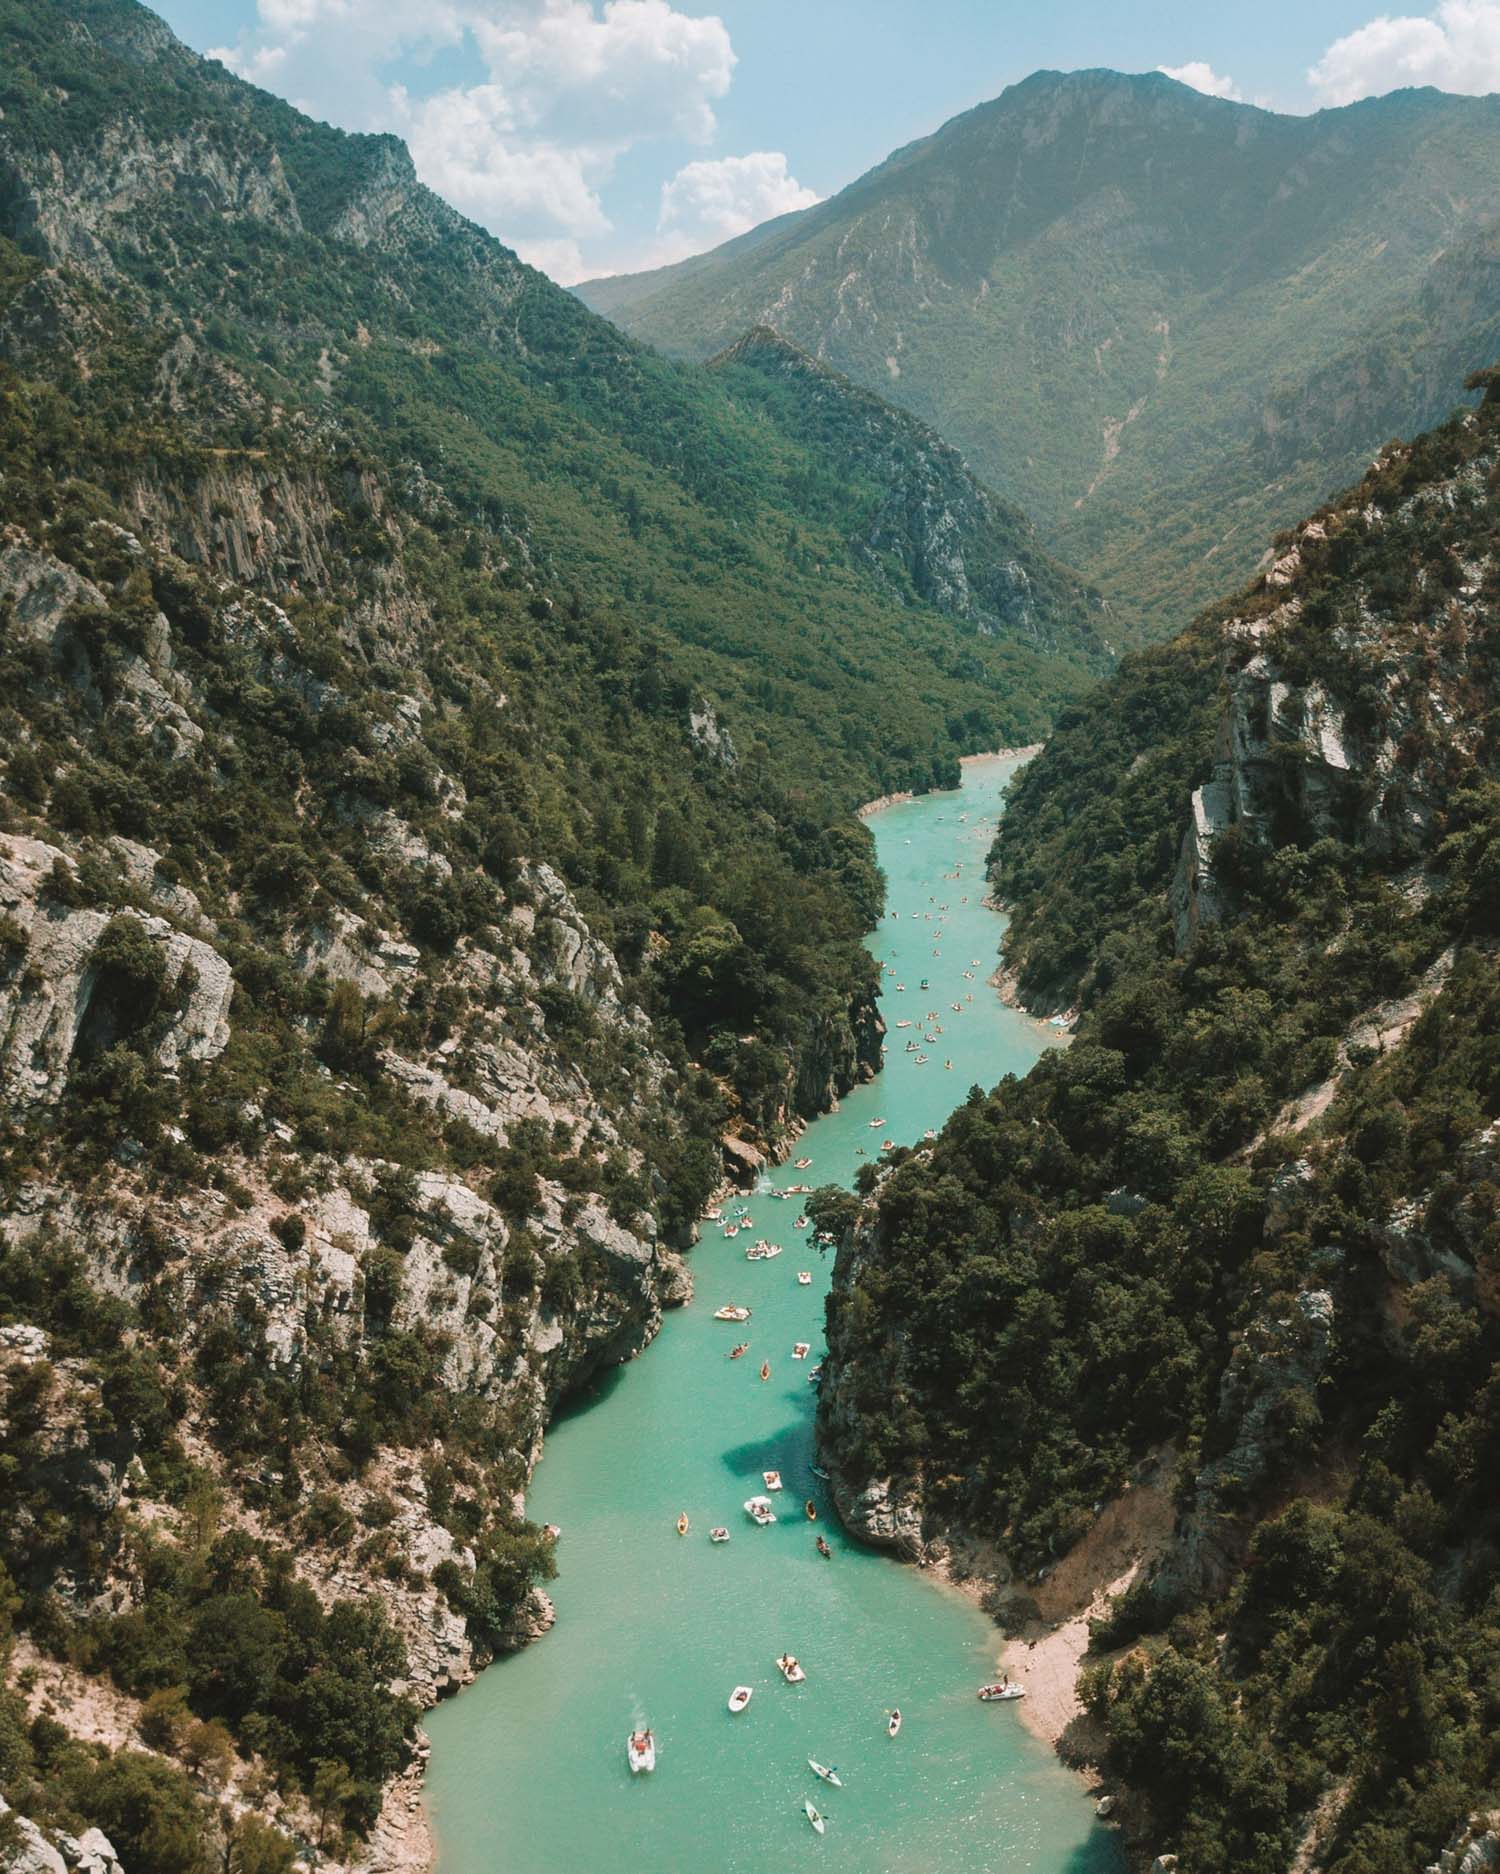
[579,68,1500,635]
[0,3,1105,1868]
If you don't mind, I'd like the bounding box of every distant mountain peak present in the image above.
[580,71,1500,638]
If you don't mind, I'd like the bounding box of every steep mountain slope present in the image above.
[581,71,1500,634]
[0,4,1112,1870]
[706,327,1109,657]
[816,368,1500,1874]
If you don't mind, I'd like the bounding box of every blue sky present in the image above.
[155,0,1500,282]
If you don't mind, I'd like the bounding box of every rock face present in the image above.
[0,1798,121,1874]
[0,834,233,1107]
[707,328,1110,662]
[1171,463,1494,952]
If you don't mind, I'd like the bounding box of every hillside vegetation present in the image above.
[818,369,1500,1874]
[582,71,1500,636]
[0,2,1108,1868]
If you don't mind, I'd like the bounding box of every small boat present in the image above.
[677,1513,689,1536]
[816,1535,832,1558]
[803,1799,826,1835]
[887,1710,902,1737]
[920,979,929,990]
[728,1685,753,1714]
[763,1470,783,1491]
[746,1241,782,1261]
[627,1729,655,1773]
[745,1496,777,1525]
[710,1527,730,1543]
[797,1271,813,1285]
[777,1654,807,1684]
[713,1305,751,1322]
[805,1499,817,1521]
[794,1158,813,1170]
[794,1215,809,1229]
[868,1117,885,1128]
[704,1207,722,1222]
[792,1342,810,1360]
[894,1019,913,1029]
[978,1682,1026,1702]
[882,1138,895,1149]
[760,1360,771,1382]
[808,1366,823,1386]
[808,1760,843,1787]
[810,1464,830,1480]
[729,1342,749,1359]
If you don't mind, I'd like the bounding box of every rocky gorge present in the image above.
[815,377,1500,1872]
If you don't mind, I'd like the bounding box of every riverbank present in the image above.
[425,756,1118,1874]
[856,744,1043,818]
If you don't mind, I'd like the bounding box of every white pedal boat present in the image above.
[744,1496,777,1525]
[792,1343,810,1360]
[709,1527,730,1543]
[797,1271,812,1285]
[627,1730,655,1773]
[762,1470,783,1490]
[777,1654,806,1684]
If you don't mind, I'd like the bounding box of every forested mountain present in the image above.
[0,3,1108,1869]
[816,368,1500,1874]
[580,71,1500,635]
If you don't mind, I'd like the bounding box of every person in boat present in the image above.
[816,1535,832,1557]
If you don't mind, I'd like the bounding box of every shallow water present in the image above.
[425,758,1121,1874]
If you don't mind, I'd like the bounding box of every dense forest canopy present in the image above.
[819,372,1500,1874]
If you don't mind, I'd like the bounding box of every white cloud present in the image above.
[208,41,287,82]
[1309,0,1500,105]
[471,1,734,145]
[207,0,740,267]
[513,235,588,282]
[1157,60,1244,100]
[393,82,615,236]
[657,150,819,250]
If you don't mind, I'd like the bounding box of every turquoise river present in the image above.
[425,756,1124,1874]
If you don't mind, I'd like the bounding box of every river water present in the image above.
[425,756,1122,1874]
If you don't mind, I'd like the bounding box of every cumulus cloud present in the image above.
[393,82,615,236]
[512,235,589,282]
[208,0,739,264]
[471,1,734,145]
[655,151,819,254]
[1309,0,1500,105]
[1157,60,1245,100]
[208,41,287,83]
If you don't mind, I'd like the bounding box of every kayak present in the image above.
[808,1760,843,1787]
[627,1731,655,1773]
[888,1709,902,1737]
[728,1686,753,1714]
[676,1513,689,1536]
[804,1799,826,1835]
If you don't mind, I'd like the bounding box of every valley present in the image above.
[2,5,1500,1874]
